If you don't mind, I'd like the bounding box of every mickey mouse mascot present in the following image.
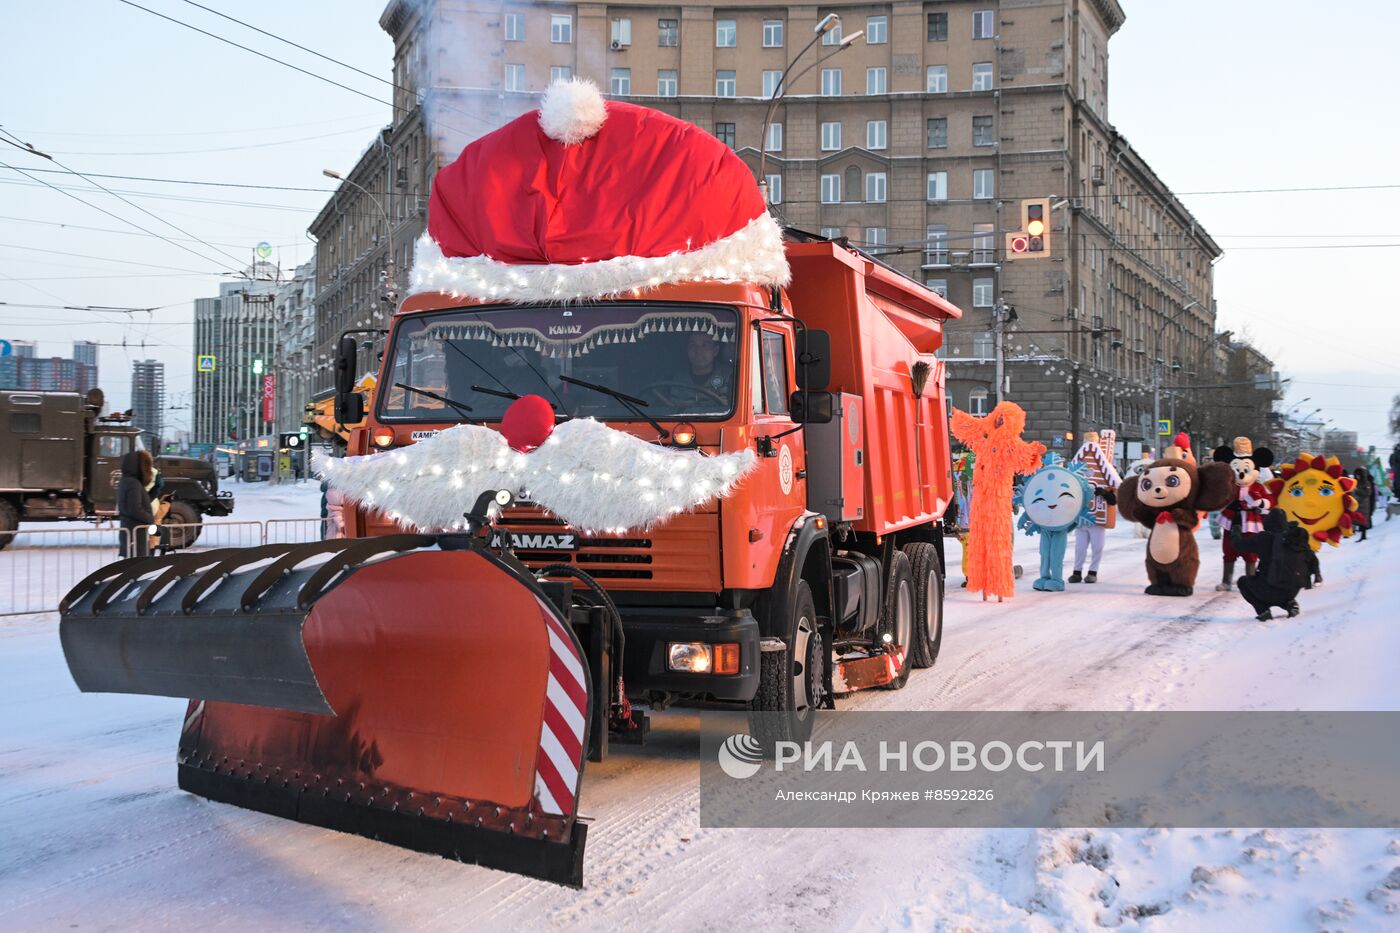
[1211,436,1274,592]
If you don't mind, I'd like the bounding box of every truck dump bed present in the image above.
[785,241,961,537]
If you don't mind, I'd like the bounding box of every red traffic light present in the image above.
[1010,235,1029,254]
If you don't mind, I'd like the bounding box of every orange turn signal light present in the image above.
[714,643,740,675]
[370,427,395,448]
[672,422,697,448]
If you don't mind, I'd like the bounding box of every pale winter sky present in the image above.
[2,0,1396,449]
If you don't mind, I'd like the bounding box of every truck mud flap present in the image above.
[58,536,594,887]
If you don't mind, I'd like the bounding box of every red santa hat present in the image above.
[409,78,789,303]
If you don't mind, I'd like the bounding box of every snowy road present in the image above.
[2,503,1398,931]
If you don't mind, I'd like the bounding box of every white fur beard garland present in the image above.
[316,418,758,534]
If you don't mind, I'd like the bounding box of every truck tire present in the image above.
[877,551,915,690]
[902,542,944,669]
[749,580,822,747]
[0,499,17,552]
[163,500,202,549]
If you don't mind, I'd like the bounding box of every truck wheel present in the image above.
[877,551,915,690]
[0,499,16,552]
[902,542,944,669]
[749,581,822,747]
[163,500,202,549]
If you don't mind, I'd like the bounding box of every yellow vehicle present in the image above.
[303,375,376,450]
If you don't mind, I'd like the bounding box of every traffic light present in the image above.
[279,432,304,450]
[1005,198,1052,260]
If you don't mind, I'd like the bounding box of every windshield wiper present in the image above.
[559,375,669,439]
[393,382,474,418]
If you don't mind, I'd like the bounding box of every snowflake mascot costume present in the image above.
[317,79,778,535]
[949,402,1046,602]
[1016,452,1096,591]
[1211,436,1274,591]
[1068,429,1121,583]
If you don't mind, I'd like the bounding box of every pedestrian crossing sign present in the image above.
[1157,418,1172,436]
[197,355,216,373]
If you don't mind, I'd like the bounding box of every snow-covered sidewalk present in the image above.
[1,513,1396,930]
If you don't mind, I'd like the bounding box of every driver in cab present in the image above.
[685,331,731,397]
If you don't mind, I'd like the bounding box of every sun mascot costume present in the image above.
[1015,452,1097,591]
[950,401,1046,601]
[1267,453,1365,556]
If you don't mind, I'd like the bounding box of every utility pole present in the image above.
[1070,363,1081,445]
[992,298,1013,406]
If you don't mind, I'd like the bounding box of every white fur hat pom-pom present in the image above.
[538,78,608,145]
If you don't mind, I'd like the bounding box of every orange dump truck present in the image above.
[59,82,960,887]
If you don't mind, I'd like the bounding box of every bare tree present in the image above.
[1390,393,1400,439]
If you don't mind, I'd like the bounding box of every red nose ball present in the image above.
[499,394,556,452]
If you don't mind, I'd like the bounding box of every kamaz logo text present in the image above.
[547,325,583,336]
[491,531,578,551]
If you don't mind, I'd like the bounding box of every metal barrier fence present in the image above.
[0,518,321,618]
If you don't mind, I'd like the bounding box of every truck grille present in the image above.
[498,513,654,578]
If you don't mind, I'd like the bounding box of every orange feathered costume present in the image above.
[950,402,1046,600]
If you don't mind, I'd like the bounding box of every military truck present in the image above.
[0,388,233,550]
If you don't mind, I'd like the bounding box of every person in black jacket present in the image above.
[1231,509,1320,621]
[116,450,156,558]
[1351,468,1375,541]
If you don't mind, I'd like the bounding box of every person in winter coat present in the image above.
[1230,509,1320,621]
[117,450,156,558]
[1351,468,1375,541]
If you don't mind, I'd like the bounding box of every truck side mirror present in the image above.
[334,391,365,426]
[796,329,831,391]
[334,335,358,395]
[790,390,834,424]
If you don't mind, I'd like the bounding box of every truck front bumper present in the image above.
[206,492,235,516]
[620,609,760,702]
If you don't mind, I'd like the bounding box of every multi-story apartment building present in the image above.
[192,266,281,446]
[316,0,1229,451]
[130,359,166,447]
[0,351,97,393]
[274,260,318,433]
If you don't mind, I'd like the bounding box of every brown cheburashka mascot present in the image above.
[1117,435,1235,596]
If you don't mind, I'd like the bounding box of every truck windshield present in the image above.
[379,303,739,422]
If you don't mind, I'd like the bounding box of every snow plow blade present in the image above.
[58,535,593,887]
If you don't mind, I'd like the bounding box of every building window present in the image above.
[925,224,948,265]
[928,12,948,41]
[925,278,948,297]
[551,14,573,43]
[549,66,575,85]
[658,18,679,47]
[504,13,524,41]
[611,18,632,47]
[762,69,783,98]
[766,174,783,204]
[821,174,841,203]
[821,68,842,96]
[866,67,887,95]
[972,223,994,263]
[927,117,948,148]
[968,386,989,414]
[972,62,994,91]
[820,226,842,239]
[973,115,994,147]
[714,122,736,148]
[927,65,948,93]
[763,19,784,47]
[715,70,736,96]
[504,63,525,91]
[716,19,736,47]
[821,121,842,150]
[822,21,843,46]
[972,278,994,308]
[610,68,631,96]
[864,227,887,248]
[927,171,948,201]
[657,69,677,97]
[865,172,887,202]
[766,121,783,152]
[866,120,887,150]
[973,169,995,200]
[867,15,888,44]
[973,10,994,40]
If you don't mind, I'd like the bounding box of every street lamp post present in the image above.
[758,14,862,206]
